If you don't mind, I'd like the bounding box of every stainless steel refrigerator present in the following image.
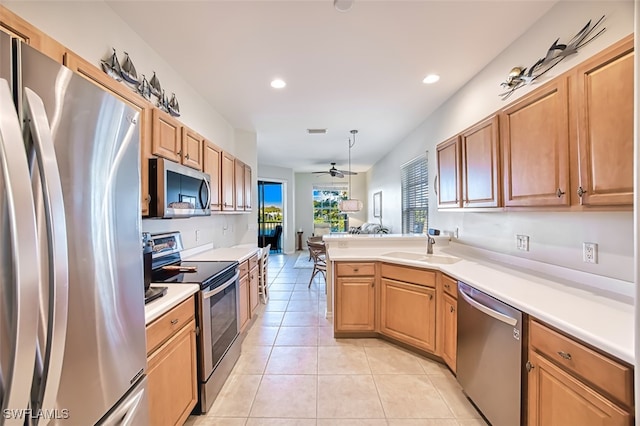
[0,32,148,425]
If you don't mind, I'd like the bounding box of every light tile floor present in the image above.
[186,253,488,426]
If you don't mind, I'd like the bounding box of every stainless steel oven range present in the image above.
[149,232,241,413]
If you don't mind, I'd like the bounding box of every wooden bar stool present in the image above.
[258,244,270,303]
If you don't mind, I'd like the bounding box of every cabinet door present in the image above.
[441,293,457,373]
[234,159,245,211]
[244,164,252,211]
[65,51,152,216]
[501,79,570,207]
[335,276,375,332]
[461,115,500,207]
[527,350,631,426]
[380,278,436,352]
[203,140,222,211]
[152,108,182,163]
[575,36,634,206]
[221,152,235,211]
[436,136,461,208]
[147,320,198,426]
[238,273,250,332]
[249,266,259,317]
[181,127,204,171]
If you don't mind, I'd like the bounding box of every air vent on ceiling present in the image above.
[307,128,327,135]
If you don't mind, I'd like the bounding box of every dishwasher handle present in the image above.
[459,286,518,327]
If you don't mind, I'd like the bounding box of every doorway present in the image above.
[258,180,284,252]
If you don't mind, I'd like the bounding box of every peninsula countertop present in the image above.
[326,240,634,364]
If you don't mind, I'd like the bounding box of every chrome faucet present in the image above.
[426,236,435,255]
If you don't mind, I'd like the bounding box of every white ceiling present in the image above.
[106,0,557,174]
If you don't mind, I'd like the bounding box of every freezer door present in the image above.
[97,377,149,426]
[16,42,147,425]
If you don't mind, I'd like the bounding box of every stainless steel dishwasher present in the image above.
[457,281,524,426]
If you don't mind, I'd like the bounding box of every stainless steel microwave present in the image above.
[149,158,211,218]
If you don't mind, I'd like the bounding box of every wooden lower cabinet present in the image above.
[380,278,436,352]
[441,292,457,373]
[527,350,631,426]
[239,273,250,332]
[335,276,375,332]
[146,299,197,426]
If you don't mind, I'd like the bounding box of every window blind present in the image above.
[401,154,428,234]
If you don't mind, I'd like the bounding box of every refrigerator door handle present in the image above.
[23,87,69,418]
[98,379,147,426]
[0,79,40,422]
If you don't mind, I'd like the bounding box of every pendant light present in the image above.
[338,129,363,213]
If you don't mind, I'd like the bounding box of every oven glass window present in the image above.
[209,283,238,369]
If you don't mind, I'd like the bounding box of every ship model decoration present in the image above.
[499,16,606,100]
[100,49,180,117]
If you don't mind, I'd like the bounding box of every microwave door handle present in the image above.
[199,178,210,210]
[202,271,240,299]
[0,79,40,421]
[23,87,70,418]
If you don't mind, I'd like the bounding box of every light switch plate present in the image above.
[516,235,529,251]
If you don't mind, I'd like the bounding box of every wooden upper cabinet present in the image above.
[461,115,501,207]
[221,152,235,211]
[501,78,570,207]
[244,164,252,211]
[203,140,222,211]
[436,136,461,208]
[0,5,66,64]
[151,108,182,163]
[234,159,245,211]
[575,35,634,207]
[181,127,204,171]
[65,51,153,216]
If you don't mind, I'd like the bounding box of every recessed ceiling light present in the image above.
[270,79,286,89]
[334,0,354,12]
[422,74,440,84]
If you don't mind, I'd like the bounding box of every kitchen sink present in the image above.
[382,251,461,264]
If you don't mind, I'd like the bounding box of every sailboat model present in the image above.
[149,72,162,98]
[100,48,122,82]
[120,52,139,85]
[137,74,151,100]
[168,93,180,117]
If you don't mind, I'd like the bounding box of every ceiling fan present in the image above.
[312,162,357,178]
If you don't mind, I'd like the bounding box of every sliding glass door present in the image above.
[258,181,283,251]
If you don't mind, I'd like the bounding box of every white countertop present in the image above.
[185,246,261,263]
[327,244,634,364]
[144,284,199,325]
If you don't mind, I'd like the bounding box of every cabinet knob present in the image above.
[170,319,179,325]
[185,153,190,160]
[371,281,374,287]
[444,283,450,289]
[145,194,151,203]
[557,351,572,360]
[353,268,359,272]
[429,294,433,300]
[556,188,565,198]
[525,361,535,372]
[577,186,587,197]
[450,305,455,313]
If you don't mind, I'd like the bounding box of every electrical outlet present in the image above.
[516,235,529,251]
[583,242,598,264]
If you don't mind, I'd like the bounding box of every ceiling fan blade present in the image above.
[339,170,357,175]
[334,171,345,178]
[312,171,329,174]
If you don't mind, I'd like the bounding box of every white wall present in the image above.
[368,1,635,282]
[6,1,259,250]
[295,172,368,241]
[258,164,295,253]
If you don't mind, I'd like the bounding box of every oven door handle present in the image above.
[202,271,240,299]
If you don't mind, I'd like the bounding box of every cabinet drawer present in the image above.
[530,320,633,407]
[146,297,195,355]
[441,273,457,298]
[248,254,259,270]
[381,263,435,287]
[336,262,375,276]
[239,259,249,277]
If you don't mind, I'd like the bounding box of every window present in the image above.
[313,184,348,234]
[401,154,429,234]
